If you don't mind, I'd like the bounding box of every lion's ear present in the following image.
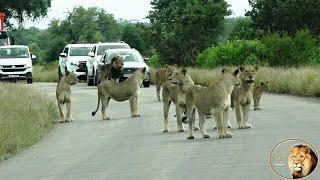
[254,65,259,71]
[289,147,294,153]
[142,67,146,73]
[173,64,177,68]
[239,66,245,72]
[305,147,311,154]
[233,69,240,76]
[165,64,169,69]
[65,67,70,76]
[222,68,226,74]
[182,68,187,75]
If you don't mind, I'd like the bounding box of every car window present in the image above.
[63,47,69,54]
[106,51,143,62]
[0,47,30,59]
[69,47,91,56]
[97,44,130,55]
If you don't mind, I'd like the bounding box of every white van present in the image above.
[58,44,93,79]
[0,45,36,83]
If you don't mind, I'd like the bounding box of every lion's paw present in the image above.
[131,114,141,118]
[162,129,169,133]
[187,136,195,139]
[243,123,252,129]
[194,127,199,131]
[103,117,110,120]
[178,129,185,132]
[203,134,210,138]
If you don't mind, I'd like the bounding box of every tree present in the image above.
[0,0,51,25]
[246,0,320,36]
[148,0,231,65]
[228,17,264,40]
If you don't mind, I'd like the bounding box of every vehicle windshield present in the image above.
[0,47,30,59]
[97,44,130,55]
[69,47,91,56]
[106,51,143,63]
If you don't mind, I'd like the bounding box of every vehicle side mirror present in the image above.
[60,53,67,57]
[101,60,106,64]
[31,54,37,60]
[144,57,150,63]
[88,52,95,57]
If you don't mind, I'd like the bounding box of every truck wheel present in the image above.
[27,78,33,84]
[143,80,150,88]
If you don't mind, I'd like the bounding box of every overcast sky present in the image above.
[24,0,251,29]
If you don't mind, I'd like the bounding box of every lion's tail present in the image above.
[91,95,100,116]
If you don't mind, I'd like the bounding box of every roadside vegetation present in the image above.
[0,83,59,161]
[33,61,59,82]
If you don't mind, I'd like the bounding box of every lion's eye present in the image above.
[169,73,172,76]
[300,155,304,158]
[175,73,178,75]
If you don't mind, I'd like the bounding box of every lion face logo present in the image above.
[288,144,318,179]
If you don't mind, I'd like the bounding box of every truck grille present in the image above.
[2,68,27,72]
[122,68,138,74]
[76,61,87,72]
[1,65,26,72]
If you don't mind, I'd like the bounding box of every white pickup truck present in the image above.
[0,45,36,83]
[58,44,93,79]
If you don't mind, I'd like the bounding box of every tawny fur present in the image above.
[92,68,147,120]
[253,81,268,110]
[231,66,258,129]
[56,70,79,123]
[154,64,177,101]
[186,68,240,139]
[288,144,318,179]
[99,56,124,82]
[161,68,197,132]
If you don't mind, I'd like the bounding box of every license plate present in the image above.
[123,74,132,78]
[9,75,19,78]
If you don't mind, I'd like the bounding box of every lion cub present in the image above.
[231,66,258,129]
[56,69,79,123]
[100,55,124,82]
[92,68,147,120]
[154,64,177,101]
[186,68,240,139]
[253,81,268,110]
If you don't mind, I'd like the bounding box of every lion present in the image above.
[186,68,240,139]
[231,66,258,129]
[288,144,318,179]
[92,68,147,120]
[253,81,269,110]
[56,69,79,123]
[99,55,124,83]
[161,68,197,132]
[154,64,177,101]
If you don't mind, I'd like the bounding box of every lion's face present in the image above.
[260,81,269,91]
[112,56,124,70]
[164,64,177,81]
[65,71,79,85]
[169,68,188,85]
[239,66,258,84]
[288,145,315,178]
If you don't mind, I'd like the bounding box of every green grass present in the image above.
[151,66,320,97]
[33,61,59,82]
[0,83,59,161]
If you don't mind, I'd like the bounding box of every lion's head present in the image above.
[288,144,318,179]
[64,70,79,85]
[222,68,241,87]
[169,68,194,90]
[260,81,269,91]
[111,55,124,70]
[239,66,258,85]
[164,64,177,81]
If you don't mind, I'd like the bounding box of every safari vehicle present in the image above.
[97,48,151,87]
[86,42,130,86]
[58,44,93,79]
[0,45,36,83]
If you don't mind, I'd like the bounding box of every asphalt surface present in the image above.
[0,83,319,180]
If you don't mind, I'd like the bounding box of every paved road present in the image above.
[0,83,319,180]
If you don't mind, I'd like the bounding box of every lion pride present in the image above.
[288,144,318,179]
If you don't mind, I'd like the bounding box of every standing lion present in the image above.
[231,66,258,129]
[154,64,177,101]
[253,81,269,110]
[56,69,79,123]
[99,55,124,83]
[288,144,318,179]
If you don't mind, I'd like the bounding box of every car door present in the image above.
[59,47,69,74]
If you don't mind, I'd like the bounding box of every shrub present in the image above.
[196,40,268,68]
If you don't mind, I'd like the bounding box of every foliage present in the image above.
[196,40,268,68]
[121,23,146,55]
[262,30,319,66]
[149,53,160,68]
[148,0,231,66]
[0,0,51,25]
[0,83,58,161]
[33,61,59,82]
[246,0,320,37]
[228,17,264,40]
